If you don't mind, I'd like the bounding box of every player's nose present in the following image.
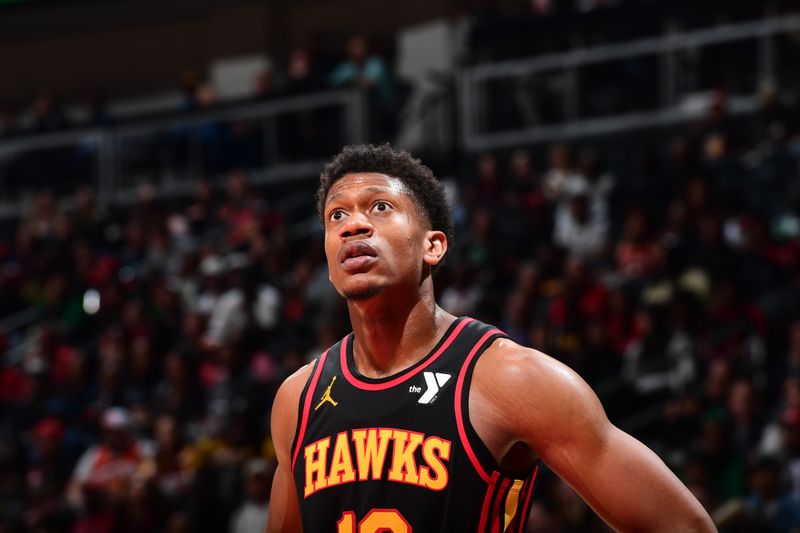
[339,213,373,239]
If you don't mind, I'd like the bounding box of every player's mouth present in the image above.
[339,241,378,272]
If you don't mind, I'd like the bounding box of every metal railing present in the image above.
[0,89,366,218]
[460,13,800,151]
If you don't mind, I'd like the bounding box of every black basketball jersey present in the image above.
[290,317,540,532]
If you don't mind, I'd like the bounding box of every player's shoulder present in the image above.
[476,337,600,422]
[272,340,344,442]
[480,336,573,384]
[274,362,315,413]
[271,362,315,457]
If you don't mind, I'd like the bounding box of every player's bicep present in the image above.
[549,424,712,532]
[521,359,613,489]
[266,364,312,533]
[518,357,712,531]
[270,363,313,459]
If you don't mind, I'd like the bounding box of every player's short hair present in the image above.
[316,144,454,246]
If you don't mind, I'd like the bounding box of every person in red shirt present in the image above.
[67,407,152,511]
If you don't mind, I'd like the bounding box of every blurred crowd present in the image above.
[2,4,800,532]
[0,171,333,532]
[449,94,800,531]
[0,33,404,142]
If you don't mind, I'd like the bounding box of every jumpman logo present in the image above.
[315,376,339,410]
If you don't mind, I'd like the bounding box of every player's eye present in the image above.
[373,201,391,212]
[329,210,345,221]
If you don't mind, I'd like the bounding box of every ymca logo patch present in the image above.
[409,372,452,405]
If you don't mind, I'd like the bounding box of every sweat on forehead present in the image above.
[325,173,414,204]
[325,173,429,224]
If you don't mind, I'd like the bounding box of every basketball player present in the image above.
[267,145,715,532]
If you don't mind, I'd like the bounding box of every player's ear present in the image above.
[423,230,447,267]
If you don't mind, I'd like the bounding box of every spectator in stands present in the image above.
[704,278,767,369]
[726,379,765,458]
[30,93,69,133]
[508,149,552,251]
[229,458,273,533]
[193,81,227,173]
[27,417,71,495]
[280,47,332,160]
[329,35,393,107]
[22,418,73,531]
[615,208,661,282]
[473,152,502,208]
[114,474,162,533]
[545,145,614,254]
[760,381,800,482]
[252,69,274,101]
[284,47,324,95]
[530,0,555,17]
[698,411,746,502]
[508,148,536,194]
[66,407,152,511]
[781,408,800,495]
[440,265,483,317]
[740,456,800,531]
[542,143,582,204]
[153,349,205,423]
[179,70,202,112]
[140,414,193,510]
[204,257,250,348]
[577,147,614,219]
[553,188,609,261]
[328,34,396,139]
[622,305,696,402]
[461,207,496,271]
[545,256,609,373]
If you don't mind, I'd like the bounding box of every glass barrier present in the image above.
[461,14,800,151]
[0,131,103,211]
[0,90,365,218]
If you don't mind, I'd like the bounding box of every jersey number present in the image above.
[337,509,411,532]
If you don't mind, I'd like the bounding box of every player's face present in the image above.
[323,172,441,301]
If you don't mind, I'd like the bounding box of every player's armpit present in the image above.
[265,364,312,533]
[480,343,715,532]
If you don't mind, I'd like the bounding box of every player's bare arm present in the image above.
[265,364,312,533]
[471,339,716,533]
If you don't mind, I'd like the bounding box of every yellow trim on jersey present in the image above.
[503,479,525,531]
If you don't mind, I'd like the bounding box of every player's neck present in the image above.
[347,281,455,378]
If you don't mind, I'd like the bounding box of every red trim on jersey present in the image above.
[291,349,330,473]
[454,328,503,483]
[477,471,501,532]
[489,477,512,533]
[516,464,539,533]
[340,318,474,391]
